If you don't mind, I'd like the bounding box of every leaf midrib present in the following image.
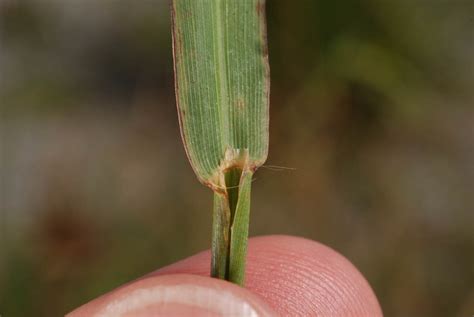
[213,0,230,153]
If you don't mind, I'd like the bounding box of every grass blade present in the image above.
[171,0,269,188]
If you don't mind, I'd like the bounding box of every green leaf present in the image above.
[171,0,269,285]
[171,0,269,190]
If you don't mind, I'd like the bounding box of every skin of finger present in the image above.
[154,235,383,317]
[67,274,277,317]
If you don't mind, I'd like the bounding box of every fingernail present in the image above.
[90,275,276,317]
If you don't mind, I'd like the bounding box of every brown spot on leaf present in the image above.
[236,97,246,111]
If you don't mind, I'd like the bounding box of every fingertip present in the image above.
[246,235,383,316]
[156,235,383,317]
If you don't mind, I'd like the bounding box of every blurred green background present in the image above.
[1,0,473,316]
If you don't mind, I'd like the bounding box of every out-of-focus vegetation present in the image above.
[0,1,473,316]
